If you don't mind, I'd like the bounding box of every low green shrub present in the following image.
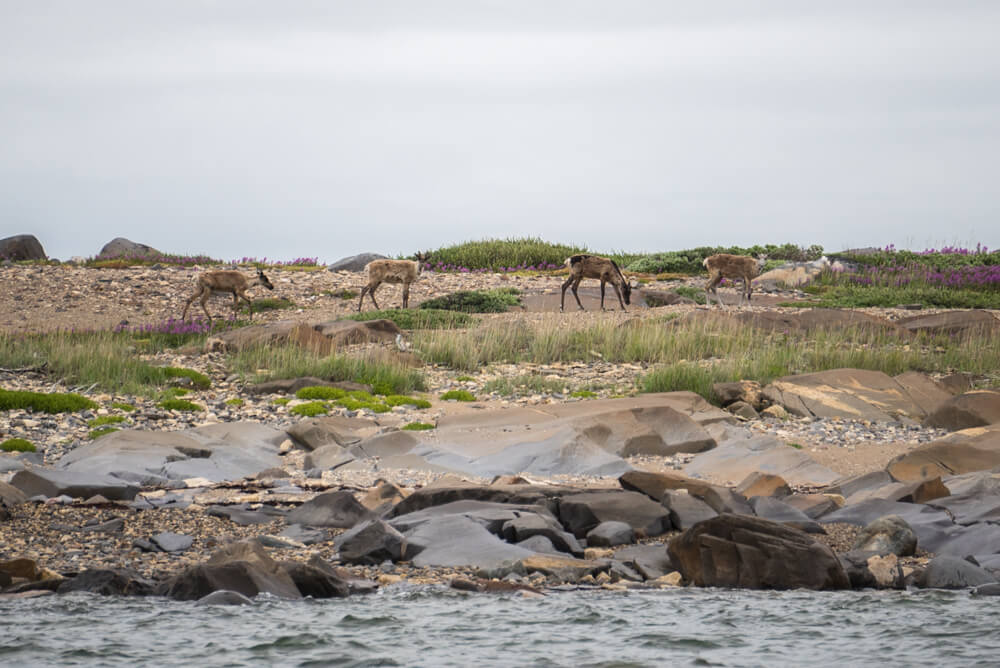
[87,416,126,428]
[385,395,432,409]
[296,386,348,400]
[402,422,435,431]
[158,398,203,412]
[1,438,36,453]
[570,390,597,399]
[272,397,291,406]
[289,401,329,417]
[419,288,521,313]
[89,427,119,439]
[440,389,476,402]
[225,398,244,407]
[112,402,135,412]
[338,397,391,413]
[0,389,97,413]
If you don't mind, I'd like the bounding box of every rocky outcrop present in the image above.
[924,391,1000,431]
[327,253,388,272]
[886,424,1000,482]
[0,234,46,261]
[667,514,850,590]
[97,237,160,259]
[557,491,672,538]
[10,469,139,501]
[851,515,918,556]
[896,310,1000,337]
[761,368,951,422]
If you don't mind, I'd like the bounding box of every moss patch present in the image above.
[440,389,476,402]
[289,401,330,417]
[1,438,36,453]
[88,416,126,428]
[0,389,97,413]
[401,422,435,431]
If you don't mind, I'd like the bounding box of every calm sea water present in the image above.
[2,587,998,667]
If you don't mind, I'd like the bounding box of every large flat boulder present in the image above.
[928,492,1000,526]
[10,469,139,501]
[684,427,838,486]
[896,310,1000,337]
[762,368,944,422]
[403,516,536,569]
[97,237,159,258]
[886,425,1000,482]
[286,415,377,450]
[667,514,849,590]
[327,253,388,272]
[56,423,286,483]
[557,490,673,538]
[924,391,1000,431]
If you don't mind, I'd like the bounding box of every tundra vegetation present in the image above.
[1,240,997,416]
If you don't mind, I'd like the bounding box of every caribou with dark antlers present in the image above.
[181,267,274,324]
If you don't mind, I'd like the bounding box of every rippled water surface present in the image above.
[3,587,998,667]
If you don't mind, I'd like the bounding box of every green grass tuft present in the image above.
[296,386,348,401]
[289,401,330,417]
[89,427,120,440]
[570,390,598,399]
[88,416,126,428]
[272,397,291,406]
[0,389,97,413]
[112,402,135,412]
[225,398,245,407]
[440,389,476,402]
[157,398,203,412]
[401,422,435,431]
[1,438,36,453]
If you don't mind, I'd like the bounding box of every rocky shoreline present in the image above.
[3,262,1000,602]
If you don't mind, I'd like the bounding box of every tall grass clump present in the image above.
[0,331,212,395]
[413,314,1000,399]
[625,244,824,275]
[424,238,587,272]
[227,344,425,395]
[346,309,476,329]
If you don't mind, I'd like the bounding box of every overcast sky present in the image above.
[2,1,998,262]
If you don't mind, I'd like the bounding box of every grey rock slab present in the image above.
[286,415,377,450]
[303,444,356,471]
[502,513,584,556]
[823,471,894,499]
[927,492,1000,525]
[784,494,843,520]
[516,535,561,555]
[749,497,825,534]
[932,523,1000,559]
[10,469,139,501]
[684,430,838,487]
[348,431,421,459]
[207,505,280,526]
[57,423,285,484]
[336,519,407,565]
[586,521,635,548]
[389,500,556,535]
[278,524,329,546]
[613,543,674,580]
[402,516,536,569]
[941,471,1000,497]
[661,491,719,531]
[151,532,194,553]
[558,491,672,538]
[286,491,373,528]
[919,555,998,589]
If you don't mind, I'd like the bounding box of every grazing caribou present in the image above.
[181,268,274,324]
[560,254,632,311]
[703,253,767,309]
